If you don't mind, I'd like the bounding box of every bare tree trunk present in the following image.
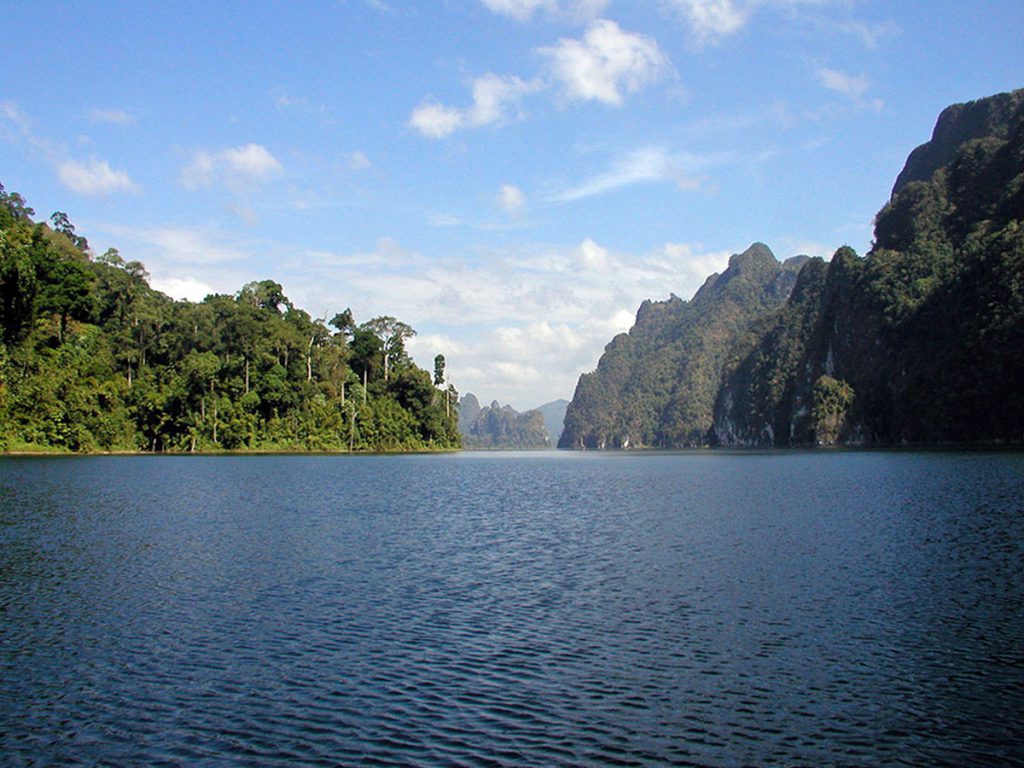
[307,334,316,382]
[244,358,250,394]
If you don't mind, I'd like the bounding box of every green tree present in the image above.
[812,375,854,446]
[0,228,38,343]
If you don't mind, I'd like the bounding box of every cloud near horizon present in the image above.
[288,235,735,408]
[57,158,140,196]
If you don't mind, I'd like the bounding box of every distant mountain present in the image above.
[534,399,569,445]
[563,87,1024,448]
[559,244,807,449]
[458,395,551,450]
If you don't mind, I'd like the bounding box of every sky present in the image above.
[1,1,1021,410]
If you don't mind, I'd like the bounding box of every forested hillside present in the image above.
[714,88,1024,446]
[0,186,460,453]
[563,87,1024,449]
[559,244,807,449]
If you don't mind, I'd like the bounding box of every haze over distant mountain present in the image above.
[458,394,551,450]
[562,88,1024,448]
[535,399,569,445]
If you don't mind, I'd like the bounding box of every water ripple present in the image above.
[1,452,1023,766]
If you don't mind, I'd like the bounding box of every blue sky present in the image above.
[2,1,1021,409]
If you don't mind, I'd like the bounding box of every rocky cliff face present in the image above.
[892,89,1024,195]
[559,244,807,449]
[562,88,1024,450]
[713,88,1024,446]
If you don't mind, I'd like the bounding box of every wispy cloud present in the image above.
[181,143,283,189]
[664,0,749,47]
[830,18,901,48]
[87,108,136,125]
[2,101,140,196]
[126,226,251,265]
[348,151,371,171]
[817,67,883,110]
[552,146,723,202]
[540,19,671,106]
[481,0,608,23]
[427,212,461,228]
[664,0,886,49]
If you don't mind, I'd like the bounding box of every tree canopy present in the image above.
[0,188,460,453]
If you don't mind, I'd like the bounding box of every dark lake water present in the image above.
[2,451,1023,766]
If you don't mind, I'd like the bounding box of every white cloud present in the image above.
[665,0,748,46]
[541,19,670,105]
[57,158,140,195]
[222,143,281,177]
[408,19,665,140]
[553,145,724,201]
[468,73,540,126]
[408,102,465,139]
[498,183,526,213]
[181,143,282,189]
[150,275,215,302]
[409,73,541,139]
[290,234,737,408]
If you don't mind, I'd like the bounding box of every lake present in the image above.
[1,451,1023,766]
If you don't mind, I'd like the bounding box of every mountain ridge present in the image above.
[562,87,1024,449]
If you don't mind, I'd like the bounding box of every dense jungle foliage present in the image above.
[0,186,460,453]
